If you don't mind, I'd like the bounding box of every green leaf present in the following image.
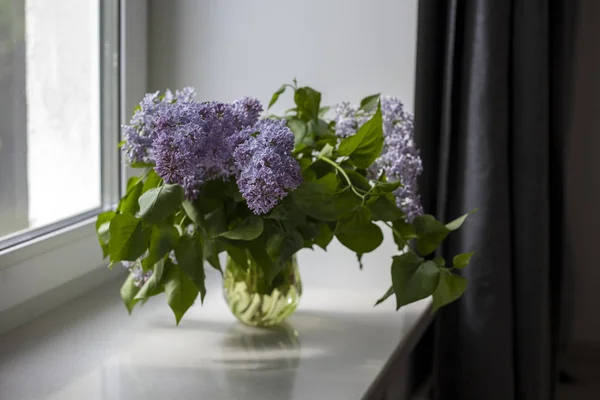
[375,285,394,306]
[453,252,474,269]
[432,272,468,311]
[372,179,401,194]
[96,211,116,259]
[143,224,179,269]
[109,214,150,262]
[138,184,184,224]
[302,167,318,182]
[222,242,248,268]
[359,93,380,113]
[337,103,384,168]
[298,158,312,170]
[312,118,334,138]
[266,200,306,229]
[311,158,337,177]
[334,188,363,219]
[319,106,331,117]
[335,207,384,254]
[203,236,223,273]
[182,200,204,227]
[164,264,200,325]
[174,234,206,302]
[287,118,308,145]
[413,214,450,256]
[391,254,439,309]
[393,218,417,241]
[245,235,276,283]
[445,213,468,231]
[315,137,337,151]
[433,257,446,267]
[314,223,334,250]
[445,209,477,231]
[205,207,227,238]
[218,216,264,241]
[120,273,141,314]
[130,161,154,169]
[293,173,340,221]
[318,143,334,158]
[118,178,143,215]
[142,169,162,192]
[367,194,405,221]
[135,259,167,302]
[267,230,304,268]
[345,169,371,192]
[294,87,321,121]
[296,223,319,247]
[268,84,287,109]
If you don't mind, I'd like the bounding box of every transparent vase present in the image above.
[223,254,302,327]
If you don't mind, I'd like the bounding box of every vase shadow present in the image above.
[215,321,302,399]
[218,321,301,371]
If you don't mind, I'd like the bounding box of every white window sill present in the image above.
[0,245,432,400]
[0,219,121,334]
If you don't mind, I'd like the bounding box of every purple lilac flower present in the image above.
[122,259,153,287]
[150,96,269,200]
[234,120,302,214]
[233,96,263,129]
[126,89,297,213]
[153,123,206,198]
[334,97,424,222]
[333,102,370,138]
[122,87,196,164]
[152,100,247,197]
[377,98,423,222]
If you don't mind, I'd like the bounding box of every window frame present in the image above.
[0,0,147,334]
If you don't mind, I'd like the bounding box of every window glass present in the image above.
[0,0,101,240]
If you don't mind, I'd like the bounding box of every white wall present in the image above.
[147,0,419,289]
[148,0,418,111]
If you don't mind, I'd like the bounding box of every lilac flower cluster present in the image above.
[333,102,371,138]
[233,120,303,214]
[232,96,263,129]
[122,87,196,164]
[123,90,301,214]
[152,100,241,198]
[122,259,153,287]
[334,97,424,222]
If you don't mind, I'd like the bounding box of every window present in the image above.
[0,0,127,332]
[0,0,119,250]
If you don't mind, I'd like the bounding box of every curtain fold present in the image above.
[413,1,577,399]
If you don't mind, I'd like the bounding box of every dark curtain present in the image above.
[413,0,577,399]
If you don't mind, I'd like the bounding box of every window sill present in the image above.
[0,218,120,334]
[0,247,432,399]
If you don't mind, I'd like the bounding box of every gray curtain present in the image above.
[413,1,577,399]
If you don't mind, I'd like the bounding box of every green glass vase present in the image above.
[223,254,302,327]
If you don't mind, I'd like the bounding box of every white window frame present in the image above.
[0,0,148,334]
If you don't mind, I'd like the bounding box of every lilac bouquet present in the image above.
[96,81,475,324]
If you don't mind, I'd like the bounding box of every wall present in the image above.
[147,0,419,289]
[148,0,417,112]
[565,0,600,348]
